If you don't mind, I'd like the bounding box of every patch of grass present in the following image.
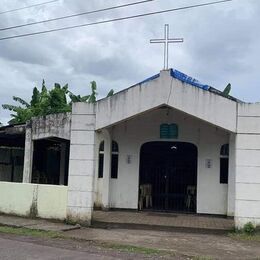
[0,225,64,239]
[228,232,260,242]
[192,256,213,260]
[229,223,260,242]
[100,242,175,256]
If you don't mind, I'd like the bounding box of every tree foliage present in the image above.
[222,83,231,97]
[2,80,114,125]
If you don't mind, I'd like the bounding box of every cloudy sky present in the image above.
[0,0,259,123]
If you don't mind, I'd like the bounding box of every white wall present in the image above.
[95,70,237,132]
[95,108,230,215]
[0,182,68,220]
[235,103,260,228]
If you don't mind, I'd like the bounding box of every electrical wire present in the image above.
[0,0,232,41]
[0,0,59,15]
[0,0,154,31]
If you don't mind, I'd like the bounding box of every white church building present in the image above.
[0,68,260,229]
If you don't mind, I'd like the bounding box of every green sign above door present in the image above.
[160,124,178,139]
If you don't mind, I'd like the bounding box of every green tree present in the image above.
[222,83,231,97]
[49,83,70,114]
[2,96,33,125]
[2,80,114,125]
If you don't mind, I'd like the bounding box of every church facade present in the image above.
[1,69,260,228]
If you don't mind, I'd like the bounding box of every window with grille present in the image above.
[98,141,104,178]
[220,144,229,184]
[111,141,119,179]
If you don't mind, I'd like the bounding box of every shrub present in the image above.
[243,222,256,235]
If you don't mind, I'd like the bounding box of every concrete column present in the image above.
[234,103,260,228]
[59,143,66,185]
[227,133,236,216]
[101,129,112,209]
[22,126,34,183]
[67,102,96,225]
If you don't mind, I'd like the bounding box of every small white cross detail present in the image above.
[150,24,184,70]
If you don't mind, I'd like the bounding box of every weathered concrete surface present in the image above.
[0,124,26,135]
[31,112,71,141]
[22,126,33,183]
[95,70,237,132]
[0,182,68,220]
[0,214,76,232]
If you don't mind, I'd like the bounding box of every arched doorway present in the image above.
[139,142,198,212]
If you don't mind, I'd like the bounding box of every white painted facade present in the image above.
[1,69,259,229]
[94,108,230,215]
[67,69,260,228]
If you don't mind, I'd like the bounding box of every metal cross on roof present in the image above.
[150,24,184,70]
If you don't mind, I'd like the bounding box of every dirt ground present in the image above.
[0,213,259,260]
[65,227,260,260]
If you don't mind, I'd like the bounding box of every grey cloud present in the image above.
[0,0,260,124]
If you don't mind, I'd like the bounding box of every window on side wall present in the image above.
[220,144,229,184]
[111,141,119,179]
[98,141,104,178]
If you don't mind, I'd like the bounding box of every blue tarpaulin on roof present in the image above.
[138,73,160,85]
[170,69,209,91]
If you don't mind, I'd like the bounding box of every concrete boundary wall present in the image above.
[0,182,68,220]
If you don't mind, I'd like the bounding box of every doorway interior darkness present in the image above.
[139,142,198,213]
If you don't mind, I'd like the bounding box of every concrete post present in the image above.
[234,103,260,228]
[67,102,96,225]
[59,143,66,185]
[227,133,236,216]
[102,129,112,209]
[22,126,34,183]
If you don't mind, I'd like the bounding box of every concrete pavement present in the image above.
[0,214,77,232]
[93,210,234,232]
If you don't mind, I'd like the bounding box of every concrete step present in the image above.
[91,220,232,235]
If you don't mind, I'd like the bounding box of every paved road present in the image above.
[0,233,164,260]
[0,237,117,260]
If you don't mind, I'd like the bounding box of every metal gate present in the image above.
[139,142,197,212]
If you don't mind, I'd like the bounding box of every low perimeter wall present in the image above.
[0,182,68,220]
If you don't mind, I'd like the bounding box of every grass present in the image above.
[228,226,260,242]
[100,242,176,256]
[228,231,260,242]
[0,225,64,239]
[192,256,213,260]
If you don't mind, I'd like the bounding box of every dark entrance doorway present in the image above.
[139,142,197,212]
[32,138,70,185]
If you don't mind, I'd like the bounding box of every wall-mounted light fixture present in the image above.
[206,159,212,169]
[127,155,132,164]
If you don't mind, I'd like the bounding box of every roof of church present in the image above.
[137,68,238,102]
